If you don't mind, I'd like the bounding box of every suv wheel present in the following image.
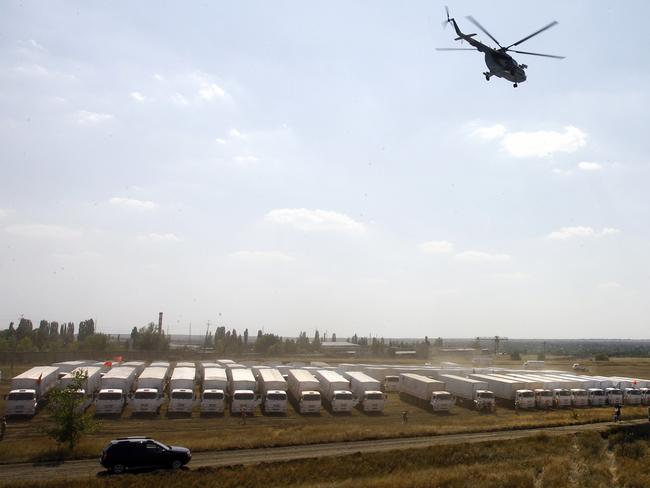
[112,464,125,474]
[171,459,182,470]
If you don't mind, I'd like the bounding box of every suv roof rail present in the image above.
[115,436,152,440]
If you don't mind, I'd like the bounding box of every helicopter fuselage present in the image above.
[484,50,526,83]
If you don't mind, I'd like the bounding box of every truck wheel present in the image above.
[112,464,125,474]
[171,459,182,470]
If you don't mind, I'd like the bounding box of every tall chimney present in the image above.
[158,312,163,334]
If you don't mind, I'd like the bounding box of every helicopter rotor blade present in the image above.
[442,6,451,28]
[466,15,503,48]
[509,49,565,59]
[505,21,558,49]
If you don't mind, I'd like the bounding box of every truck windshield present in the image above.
[266,393,286,401]
[539,391,552,397]
[334,393,353,401]
[520,392,534,398]
[135,392,158,399]
[573,391,587,396]
[171,392,193,400]
[557,390,570,396]
[477,392,494,399]
[234,392,254,400]
[608,390,622,395]
[366,393,384,400]
[302,394,320,402]
[7,392,35,401]
[435,393,452,400]
[590,390,603,396]
[627,390,641,395]
[98,392,122,400]
[385,377,399,383]
[203,392,224,400]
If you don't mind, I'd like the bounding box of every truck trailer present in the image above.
[257,369,288,413]
[59,366,103,412]
[315,370,356,413]
[398,373,453,412]
[345,371,385,413]
[439,374,495,412]
[468,374,534,409]
[287,369,322,414]
[5,366,60,416]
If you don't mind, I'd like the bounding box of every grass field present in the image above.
[7,424,650,487]
[1,356,649,465]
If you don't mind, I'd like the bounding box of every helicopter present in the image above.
[436,7,564,87]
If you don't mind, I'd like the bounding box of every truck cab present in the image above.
[168,389,195,413]
[430,391,454,412]
[514,390,535,409]
[383,376,399,392]
[263,390,288,413]
[359,391,386,412]
[640,387,650,405]
[130,388,164,413]
[297,391,321,413]
[5,389,38,416]
[587,388,605,406]
[605,388,623,406]
[534,389,553,409]
[230,390,260,414]
[474,390,495,412]
[571,388,588,407]
[70,389,93,413]
[329,390,356,412]
[95,389,126,414]
[200,389,226,413]
[623,388,642,405]
[552,388,572,408]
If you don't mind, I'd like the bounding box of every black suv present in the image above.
[100,436,191,474]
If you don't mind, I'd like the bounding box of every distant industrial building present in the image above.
[320,341,360,355]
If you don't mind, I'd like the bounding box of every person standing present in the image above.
[614,403,621,422]
[0,416,6,441]
[240,405,247,425]
[401,410,408,424]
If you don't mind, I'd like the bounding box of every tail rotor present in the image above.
[442,5,451,28]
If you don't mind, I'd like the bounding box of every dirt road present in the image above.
[1,419,645,484]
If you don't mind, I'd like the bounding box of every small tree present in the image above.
[45,370,98,451]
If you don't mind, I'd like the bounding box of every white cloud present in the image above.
[501,126,587,158]
[153,73,165,82]
[109,197,157,210]
[5,223,81,240]
[171,92,189,106]
[547,226,621,240]
[472,124,506,140]
[229,128,244,138]
[75,110,113,125]
[577,161,603,171]
[552,168,573,176]
[266,208,365,233]
[229,250,294,262]
[0,208,10,219]
[17,39,45,51]
[198,83,226,101]
[419,241,454,254]
[233,155,259,165]
[598,281,622,290]
[14,64,50,77]
[454,250,511,263]
[494,271,530,280]
[130,91,146,102]
[138,233,181,242]
[216,138,227,145]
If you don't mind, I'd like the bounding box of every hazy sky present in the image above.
[1,1,649,339]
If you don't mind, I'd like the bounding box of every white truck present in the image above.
[345,371,386,413]
[384,375,400,392]
[95,367,137,414]
[287,369,322,414]
[587,388,606,406]
[5,366,60,416]
[315,370,356,413]
[571,388,589,407]
[258,369,288,413]
[623,388,643,405]
[468,374,535,409]
[398,373,453,412]
[605,387,623,406]
[533,389,553,408]
[59,366,103,412]
[52,360,93,377]
[168,367,196,413]
[229,368,259,414]
[440,374,495,412]
[552,389,572,407]
[201,367,228,413]
[130,366,168,413]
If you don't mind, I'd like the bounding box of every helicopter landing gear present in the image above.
[513,83,518,88]
[483,72,491,81]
